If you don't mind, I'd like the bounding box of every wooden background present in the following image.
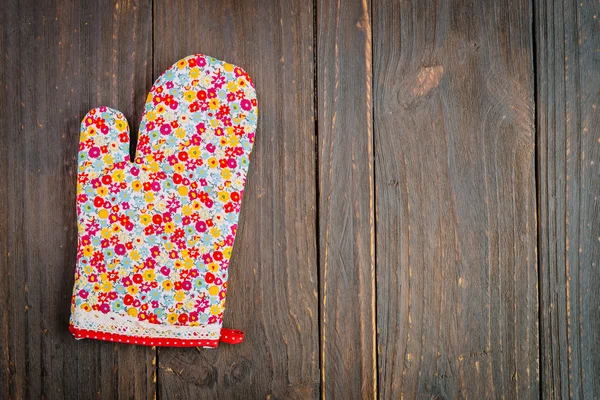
[0,0,599,398]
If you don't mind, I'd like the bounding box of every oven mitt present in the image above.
[70,54,257,347]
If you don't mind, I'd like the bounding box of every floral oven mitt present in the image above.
[70,54,257,347]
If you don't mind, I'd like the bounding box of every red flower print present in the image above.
[205,273,215,284]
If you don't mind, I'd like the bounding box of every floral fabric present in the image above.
[70,54,257,346]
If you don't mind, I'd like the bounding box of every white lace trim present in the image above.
[71,309,222,340]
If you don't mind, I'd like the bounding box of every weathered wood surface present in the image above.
[536,0,600,398]
[0,0,156,399]
[374,0,539,398]
[316,0,377,398]
[1,0,599,399]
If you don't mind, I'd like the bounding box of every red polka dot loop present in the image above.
[70,325,245,348]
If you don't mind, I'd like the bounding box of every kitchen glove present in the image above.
[70,54,257,347]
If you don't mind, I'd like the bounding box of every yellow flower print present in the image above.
[226,81,238,92]
[165,242,174,251]
[228,135,239,147]
[237,77,247,87]
[209,119,219,128]
[210,304,221,316]
[223,247,232,259]
[218,191,230,202]
[189,67,200,78]
[208,157,218,168]
[208,285,220,296]
[101,228,111,238]
[181,205,192,216]
[111,224,121,233]
[174,290,185,302]
[183,91,195,102]
[127,285,139,295]
[188,146,200,159]
[97,187,108,197]
[80,303,91,312]
[112,170,125,182]
[191,200,202,211]
[115,119,127,132]
[83,265,93,275]
[183,259,194,269]
[83,245,94,257]
[167,313,178,324]
[128,307,138,317]
[208,263,219,273]
[143,270,156,282]
[175,127,186,139]
[102,154,114,165]
[144,192,155,203]
[148,161,160,172]
[162,280,173,291]
[221,169,232,180]
[164,222,175,234]
[156,104,166,114]
[140,214,152,226]
[178,186,188,196]
[177,59,186,69]
[101,281,113,292]
[223,63,234,72]
[129,250,140,261]
[210,227,221,238]
[174,163,185,173]
[132,180,142,191]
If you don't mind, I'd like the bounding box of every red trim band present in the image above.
[69,325,244,347]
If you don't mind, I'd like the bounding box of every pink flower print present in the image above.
[114,244,126,256]
[160,123,172,135]
[89,146,101,158]
[206,143,216,153]
[167,154,178,166]
[240,99,252,111]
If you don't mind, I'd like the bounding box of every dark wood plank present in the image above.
[0,0,155,398]
[153,1,319,399]
[316,0,377,398]
[536,0,600,398]
[373,0,538,398]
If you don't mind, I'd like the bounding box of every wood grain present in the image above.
[0,0,155,398]
[316,0,377,398]
[153,1,319,399]
[2,0,600,398]
[373,0,538,398]
[536,0,600,398]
